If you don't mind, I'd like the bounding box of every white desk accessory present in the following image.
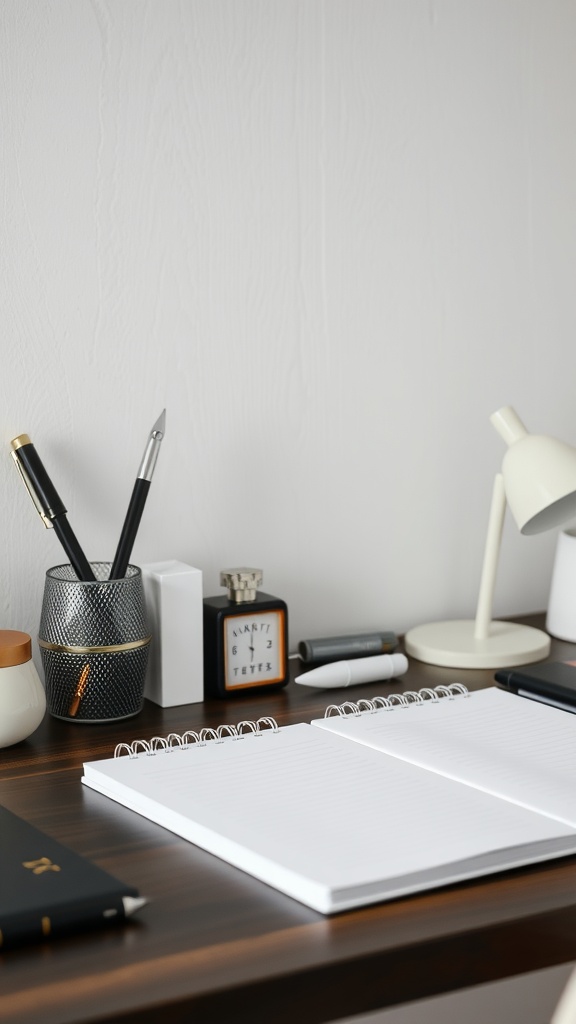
[141,561,203,707]
[405,406,576,669]
[295,652,408,688]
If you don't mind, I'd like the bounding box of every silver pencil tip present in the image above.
[151,409,166,438]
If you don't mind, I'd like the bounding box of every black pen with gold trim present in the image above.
[10,434,95,582]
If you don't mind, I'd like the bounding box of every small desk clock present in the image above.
[203,568,289,698]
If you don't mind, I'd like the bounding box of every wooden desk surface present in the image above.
[2,617,576,1024]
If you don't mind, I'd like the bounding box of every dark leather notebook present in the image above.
[0,803,143,948]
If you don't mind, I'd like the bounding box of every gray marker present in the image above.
[298,631,397,665]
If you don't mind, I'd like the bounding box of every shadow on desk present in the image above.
[336,963,575,1024]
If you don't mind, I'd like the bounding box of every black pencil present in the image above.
[109,410,166,580]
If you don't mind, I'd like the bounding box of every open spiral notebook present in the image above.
[82,685,576,914]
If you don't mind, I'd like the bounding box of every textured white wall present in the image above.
[2,0,576,655]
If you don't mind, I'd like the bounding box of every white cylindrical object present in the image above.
[0,630,46,747]
[474,473,507,640]
[546,529,576,641]
[295,652,408,688]
[347,653,408,685]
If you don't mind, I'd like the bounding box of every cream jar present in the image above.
[0,630,46,747]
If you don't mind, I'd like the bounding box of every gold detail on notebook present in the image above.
[23,857,61,875]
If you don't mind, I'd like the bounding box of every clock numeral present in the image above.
[224,608,285,689]
[231,622,272,639]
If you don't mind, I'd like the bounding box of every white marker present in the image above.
[294,652,409,689]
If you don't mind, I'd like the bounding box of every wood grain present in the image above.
[2,619,576,1023]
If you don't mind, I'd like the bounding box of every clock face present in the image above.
[223,609,286,690]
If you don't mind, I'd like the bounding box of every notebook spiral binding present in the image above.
[113,686,469,757]
[114,716,280,758]
[324,683,469,718]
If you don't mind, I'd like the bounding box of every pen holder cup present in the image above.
[39,563,150,723]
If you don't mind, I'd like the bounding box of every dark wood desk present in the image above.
[2,617,576,1024]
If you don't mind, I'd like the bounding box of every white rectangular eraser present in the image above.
[141,561,204,707]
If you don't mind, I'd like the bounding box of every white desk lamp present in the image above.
[405,406,576,669]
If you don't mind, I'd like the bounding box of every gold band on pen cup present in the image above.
[38,637,151,655]
[38,636,152,719]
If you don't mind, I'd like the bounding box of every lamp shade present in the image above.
[492,408,576,535]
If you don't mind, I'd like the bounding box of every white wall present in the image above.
[2,0,576,654]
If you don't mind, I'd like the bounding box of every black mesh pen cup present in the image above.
[39,563,150,723]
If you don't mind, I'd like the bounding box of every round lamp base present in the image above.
[404,619,550,669]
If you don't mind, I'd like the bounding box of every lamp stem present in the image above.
[474,473,507,640]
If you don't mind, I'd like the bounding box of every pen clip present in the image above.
[11,451,53,529]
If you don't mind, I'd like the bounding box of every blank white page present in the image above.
[83,720,576,913]
[314,687,576,826]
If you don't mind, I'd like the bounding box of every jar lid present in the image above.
[0,630,32,668]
